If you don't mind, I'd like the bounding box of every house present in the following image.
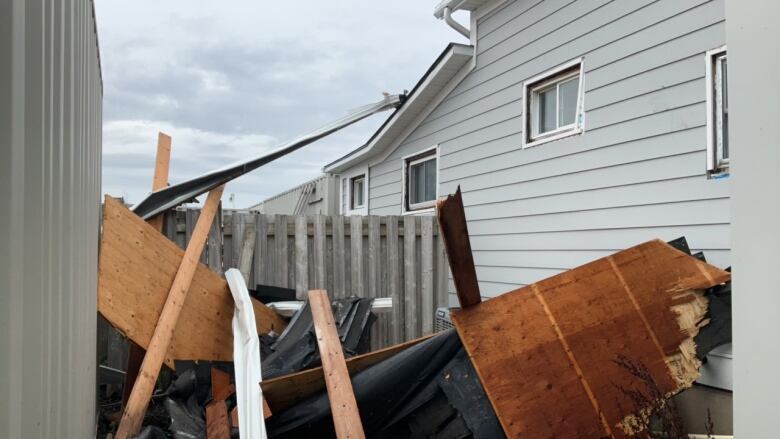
[323,0,733,432]
[249,174,340,215]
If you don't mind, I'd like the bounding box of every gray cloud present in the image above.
[95,1,465,207]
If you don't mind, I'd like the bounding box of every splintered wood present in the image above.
[98,197,286,367]
[452,240,730,438]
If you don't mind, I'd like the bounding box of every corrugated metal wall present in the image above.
[0,0,103,437]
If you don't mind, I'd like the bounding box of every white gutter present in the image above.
[443,7,471,38]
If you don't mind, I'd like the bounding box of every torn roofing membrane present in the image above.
[131,94,404,220]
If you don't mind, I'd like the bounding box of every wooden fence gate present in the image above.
[163,208,451,349]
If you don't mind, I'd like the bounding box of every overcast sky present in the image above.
[95,1,465,208]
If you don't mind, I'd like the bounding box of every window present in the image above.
[706,47,729,175]
[350,175,365,209]
[403,148,437,212]
[523,59,584,147]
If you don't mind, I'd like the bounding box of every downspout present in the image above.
[443,7,470,39]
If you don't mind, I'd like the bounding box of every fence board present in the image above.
[386,216,402,344]
[420,216,434,335]
[314,215,327,289]
[295,216,308,299]
[275,215,288,288]
[254,214,267,285]
[333,216,345,298]
[350,216,363,297]
[403,216,418,340]
[164,209,449,348]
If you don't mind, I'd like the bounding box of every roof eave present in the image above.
[324,43,474,174]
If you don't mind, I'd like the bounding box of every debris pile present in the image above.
[96,131,731,438]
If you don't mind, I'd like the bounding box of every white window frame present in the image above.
[350,175,366,209]
[339,165,369,215]
[705,46,729,176]
[401,145,439,215]
[522,58,585,149]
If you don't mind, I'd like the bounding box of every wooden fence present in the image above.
[163,208,450,348]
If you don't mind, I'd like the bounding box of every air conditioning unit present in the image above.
[434,307,459,333]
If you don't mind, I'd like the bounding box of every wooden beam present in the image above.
[146,132,172,230]
[451,240,730,438]
[98,197,285,366]
[262,333,434,413]
[116,186,225,438]
[123,131,172,407]
[308,290,366,439]
[435,186,481,308]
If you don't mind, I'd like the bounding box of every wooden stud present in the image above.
[403,216,418,339]
[435,186,481,308]
[295,216,308,298]
[146,132,171,231]
[308,290,366,439]
[123,131,171,408]
[350,217,363,296]
[333,216,346,297]
[385,216,402,344]
[115,186,225,439]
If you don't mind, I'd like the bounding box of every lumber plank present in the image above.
[123,132,172,408]
[308,289,366,439]
[451,239,730,438]
[146,132,171,231]
[116,187,226,438]
[436,186,481,308]
[98,197,285,368]
[262,333,434,413]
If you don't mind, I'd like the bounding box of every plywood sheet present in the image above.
[98,197,286,368]
[452,239,729,438]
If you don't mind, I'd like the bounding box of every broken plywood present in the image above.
[452,239,730,438]
[98,197,286,368]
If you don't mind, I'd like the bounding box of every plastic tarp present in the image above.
[266,329,504,438]
[226,269,267,439]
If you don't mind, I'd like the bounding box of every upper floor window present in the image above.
[403,147,438,213]
[523,59,585,148]
[706,47,729,176]
[350,175,365,209]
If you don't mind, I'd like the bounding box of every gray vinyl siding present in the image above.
[344,0,728,303]
[0,0,103,437]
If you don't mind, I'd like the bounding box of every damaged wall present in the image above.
[0,0,103,437]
